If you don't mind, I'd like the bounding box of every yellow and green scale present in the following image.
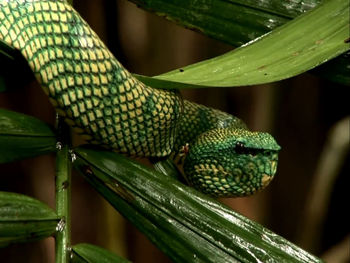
[0,0,281,197]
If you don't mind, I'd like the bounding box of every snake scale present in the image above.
[0,0,280,197]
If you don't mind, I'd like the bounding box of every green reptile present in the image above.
[0,0,280,197]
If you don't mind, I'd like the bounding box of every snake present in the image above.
[0,0,280,197]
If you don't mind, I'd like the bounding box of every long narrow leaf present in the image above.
[74,147,323,263]
[75,156,234,262]
[0,192,59,247]
[130,0,348,85]
[0,109,56,163]
[76,165,214,262]
[129,0,320,47]
[72,243,131,263]
[136,0,349,88]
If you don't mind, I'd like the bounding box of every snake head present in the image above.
[183,128,281,197]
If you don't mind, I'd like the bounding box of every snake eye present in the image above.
[235,142,246,154]
[235,142,260,156]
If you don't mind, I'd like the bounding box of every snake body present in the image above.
[0,0,280,197]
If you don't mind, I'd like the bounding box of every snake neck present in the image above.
[0,0,183,157]
[171,100,247,166]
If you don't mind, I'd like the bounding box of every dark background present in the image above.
[0,0,349,262]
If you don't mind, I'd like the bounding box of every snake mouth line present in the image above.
[234,146,277,157]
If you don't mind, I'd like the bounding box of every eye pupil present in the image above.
[236,142,245,149]
[234,142,259,156]
[235,142,246,154]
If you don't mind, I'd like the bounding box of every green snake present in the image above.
[0,0,280,197]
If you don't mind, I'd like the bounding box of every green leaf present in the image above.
[71,243,131,263]
[152,158,183,180]
[0,191,59,247]
[129,0,320,47]
[74,154,239,262]
[131,0,348,85]
[0,109,57,163]
[74,147,323,263]
[136,0,349,88]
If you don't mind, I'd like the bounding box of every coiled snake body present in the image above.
[0,0,280,197]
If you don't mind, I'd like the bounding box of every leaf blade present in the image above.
[0,109,56,163]
[74,147,323,263]
[137,0,349,88]
[0,191,59,247]
[130,0,348,85]
[129,0,321,47]
[72,243,131,263]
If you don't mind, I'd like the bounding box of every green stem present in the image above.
[55,118,72,263]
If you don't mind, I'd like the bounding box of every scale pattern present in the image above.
[0,0,281,197]
[183,128,279,196]
[174,100,247,152]
[0,0,182,157]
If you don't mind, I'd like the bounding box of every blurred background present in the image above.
[0,0,349,262]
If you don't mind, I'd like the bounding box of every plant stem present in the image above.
[55,118,72,263]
